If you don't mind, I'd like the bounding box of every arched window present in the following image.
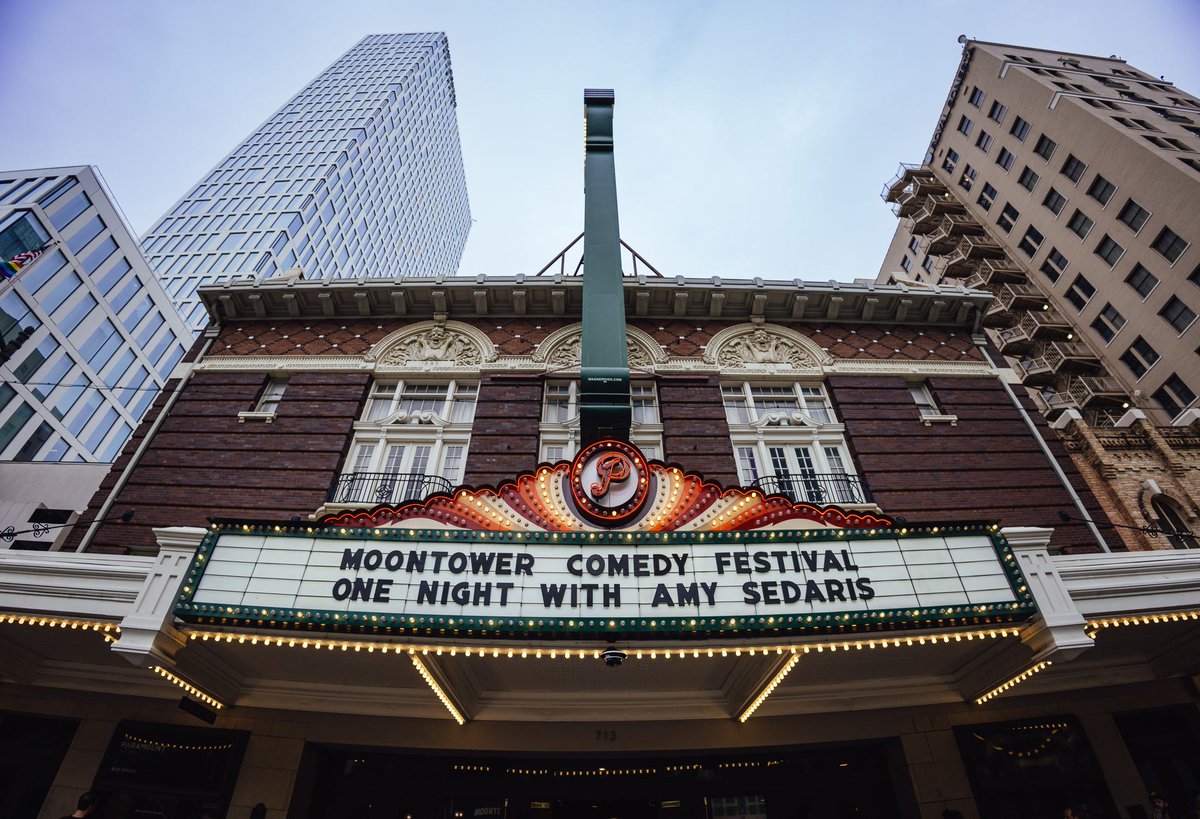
[1151,495,1197,549]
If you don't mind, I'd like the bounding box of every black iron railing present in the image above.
[326,472,454,506]
[751,474,871,505]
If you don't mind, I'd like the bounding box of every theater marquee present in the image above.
[175,524,1035,637]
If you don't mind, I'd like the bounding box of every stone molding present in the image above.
[531,322,667,367]
[366,320,496,368]
[704,323,832,373]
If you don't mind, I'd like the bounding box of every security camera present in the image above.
[600,646,627,667]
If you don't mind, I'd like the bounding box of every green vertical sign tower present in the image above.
[580,88,632,445]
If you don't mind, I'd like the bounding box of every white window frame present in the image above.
[334,378,477,504]
[908,381,958,426]
[721,381,871,508]
[238,376,288,423]
[538,380,663,462]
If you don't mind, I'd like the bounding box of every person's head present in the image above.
[76,792,98,815]
[250,804,267,819]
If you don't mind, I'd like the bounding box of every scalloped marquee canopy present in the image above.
[320,440,893,532]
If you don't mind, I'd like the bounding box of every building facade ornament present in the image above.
[365,321,494,369]
[704,324,832,373]
[532,323,666,368]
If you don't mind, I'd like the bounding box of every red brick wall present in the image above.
[66,371,368,554]
[659,376,738,485]
[828,375,1113,552]
[463,375,543,487]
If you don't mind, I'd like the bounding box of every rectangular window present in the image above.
[967,87,985,107]
[957,115,973,136]
[544,382,574,423]
[996,203,1019,233]
[958,164,977,191]
[908,383,940,417]
[48,191,91,231]
[1017,166,1039,192]
[908,237,920,254]
[1125,263,1159,298]
[1121,337,1160,378]
[1067,209,1094,239]
[941,148,959,173]
[1042,188,1066,216]
[987,100,1007,123]
[1117,198,1150,233]
[1086,175,1116,206]
[1060,154,1087,183]
[975,131,993,152]
[977,182,997,211]
[1009,116,1030,141]
[1094,235,1125,267]
[1160,296,1197,333]
[922,257,935,274]
[1017,225,1044,256]
[1151,227,1188,263]
[1090,303,1126,342]
[631,384,659,424]
[1033,134,1057,161]
[900,256,912,272]
[1065,274,1096,311]
[1040,247,1068,282]
[995,147,1015,171]
[256,377,288,413]
[1153,374,1197,419]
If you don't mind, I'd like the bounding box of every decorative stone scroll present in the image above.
[533,323,665,369]
[705,324,832,373]
[366,321,493,369]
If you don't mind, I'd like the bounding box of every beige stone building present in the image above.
[878,38,1200,551]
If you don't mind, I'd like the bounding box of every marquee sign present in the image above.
[175,523,1036,638]
[320,439,893,533]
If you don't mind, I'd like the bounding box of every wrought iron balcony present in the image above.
[326,472,455,506]
[751,474,871,506]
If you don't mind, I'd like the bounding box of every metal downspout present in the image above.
[976,340,1111,552]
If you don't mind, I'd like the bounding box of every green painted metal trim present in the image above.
[580,88,631,445]
[175,520,1037,639]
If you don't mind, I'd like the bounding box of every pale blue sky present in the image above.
[2,0,1197,282]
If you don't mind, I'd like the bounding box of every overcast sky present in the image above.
[2,0,1198,283]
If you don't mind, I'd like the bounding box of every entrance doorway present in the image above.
[298,742,909,819]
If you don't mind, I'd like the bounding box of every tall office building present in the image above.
[879,39,1200,424]
[0,166,192,548]
[139,33,472,329]
[878,39,1200,551]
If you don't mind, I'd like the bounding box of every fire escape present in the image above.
[883,164,1129,425]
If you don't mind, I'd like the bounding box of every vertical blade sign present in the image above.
[580,88,632,445]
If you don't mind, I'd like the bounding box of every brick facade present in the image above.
[66,371,368,554]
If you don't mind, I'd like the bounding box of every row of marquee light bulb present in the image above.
[213,522,967,539]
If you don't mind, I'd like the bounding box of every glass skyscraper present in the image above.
[139,33,472,329]
[0,166,193,548]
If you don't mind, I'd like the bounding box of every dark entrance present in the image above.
[954,715,1119,819]
[297,742,911,819]
[1113,705,1200,817]
[0,711,78,819]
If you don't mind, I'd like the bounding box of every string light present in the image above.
[975,661,1052,705]
[411,655,465,725]
[739,654,801,723]
[1086,610,1200,637]
[0,614,118,634]
[181,626,1019,661]
[151,666,224,710]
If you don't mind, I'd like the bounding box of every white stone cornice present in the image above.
[824,358,995,377]
[1052,549,1200,618]
[196,355,368,372]
[0,551,153,619]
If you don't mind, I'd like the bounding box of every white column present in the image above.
[109,526,206,667]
